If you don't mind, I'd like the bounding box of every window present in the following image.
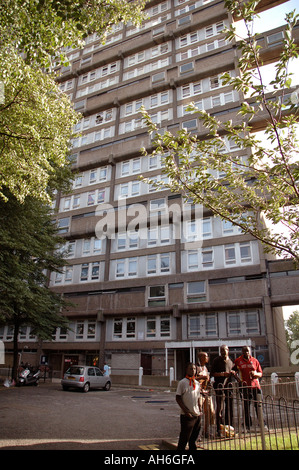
[64,266,73,283]
[224,242,252,265]
[188,250,198,270]
[187,281,206,303]
[148,285,166,307]
[116,231,139,251]
[224,244,236,265]
[189,315,201,337]
[80,263,89,281]
[121,158,141,177]
[180,62,194,74]
[80,262,100,282]
[202,248,213,268]
[228,312,241,335]
[182,119,197,131]
[57,218,70,234]
[150,198,166,215]
[82,237,102,255]
[206,314,217,336]
[181,81,202,98]
[246,310,259,334]
[126,318,136,338]
[75,320,96,340]
[147,225,170,246]
[147,318,156,337]
[227,310,260,336]
[115,258,138,278]
[240,242,252,262]
[52,327,68,341]
[113,317,136,339]
[89,167,108,184]
[119,181,140,199]
[147,253,170,275]
[146,315,170,338]
[87,188,106,205]
[113,318,123,338]
[267,31,284,45]
[210,75,220,89]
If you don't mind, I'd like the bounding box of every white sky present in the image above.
[234,0,299,36]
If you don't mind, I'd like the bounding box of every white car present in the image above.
[61,365,111,393]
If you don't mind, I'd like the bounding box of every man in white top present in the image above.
[176,362,203,451]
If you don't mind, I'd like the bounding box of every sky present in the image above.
[234,0,299,35]
[235,0,299,320]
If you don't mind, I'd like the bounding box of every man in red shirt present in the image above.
[234,346,263,431]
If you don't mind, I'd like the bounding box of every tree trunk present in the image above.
[11,321,20,382]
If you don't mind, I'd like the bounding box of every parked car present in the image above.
[61,366,111,392]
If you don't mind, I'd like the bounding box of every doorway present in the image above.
[141,353,152,375]
[63,355,79,374]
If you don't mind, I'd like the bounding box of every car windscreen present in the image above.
[66,366,84,375]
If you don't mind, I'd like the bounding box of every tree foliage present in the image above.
[0,192,72,378]
[0,47,79,203]
[0,0,145,69]
[0,0,145,203]
[285,310,299,352]
[141,0,299,263]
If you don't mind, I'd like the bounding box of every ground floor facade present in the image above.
[1,258,297,380]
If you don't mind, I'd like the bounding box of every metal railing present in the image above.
[197,381,299,450]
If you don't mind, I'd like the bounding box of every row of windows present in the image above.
[62,17,227,96]
[57,196,246,235]
[1,308,261,342]
[73,71,233,127]
[188,309,261,338]
[52,240,257,285]
[69,154,164,191]
[70,76,237,151]
[74,67,232,116]
[62,217,242,259]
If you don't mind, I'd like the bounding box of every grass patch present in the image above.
[200,431,299,450]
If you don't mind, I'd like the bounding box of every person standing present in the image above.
[211,345,236,436]
[103,362,109,376]
[176,362,203,451]
[234,346,263,431]
[196,352,214,438]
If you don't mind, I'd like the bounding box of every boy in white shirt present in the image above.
[176,362,203,451]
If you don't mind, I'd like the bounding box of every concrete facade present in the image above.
[2,0,298,379]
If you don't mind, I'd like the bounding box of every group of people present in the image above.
[175,345,263,451]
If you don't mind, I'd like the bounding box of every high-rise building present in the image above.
[3,0,297,378]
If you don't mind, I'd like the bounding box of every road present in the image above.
[0,381,179,451]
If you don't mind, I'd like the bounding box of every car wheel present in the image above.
[62,385,69,391]
[103,381,111,391]
[82,382,90,393]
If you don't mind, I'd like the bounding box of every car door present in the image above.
[87,367,97,388]
[95,367,105,388]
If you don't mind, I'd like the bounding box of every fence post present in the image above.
[271,372,278,396]
[257,392,267,451]
[295,372,299,397]
[169,367,174,386]
[138,366,143,386]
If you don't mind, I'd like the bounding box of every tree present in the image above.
[0,0,145,203]
[0,0,145,69]
[141,0,299,263]
[0,48,79,203]
[285,310,299,350]
[0,192,73,380]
